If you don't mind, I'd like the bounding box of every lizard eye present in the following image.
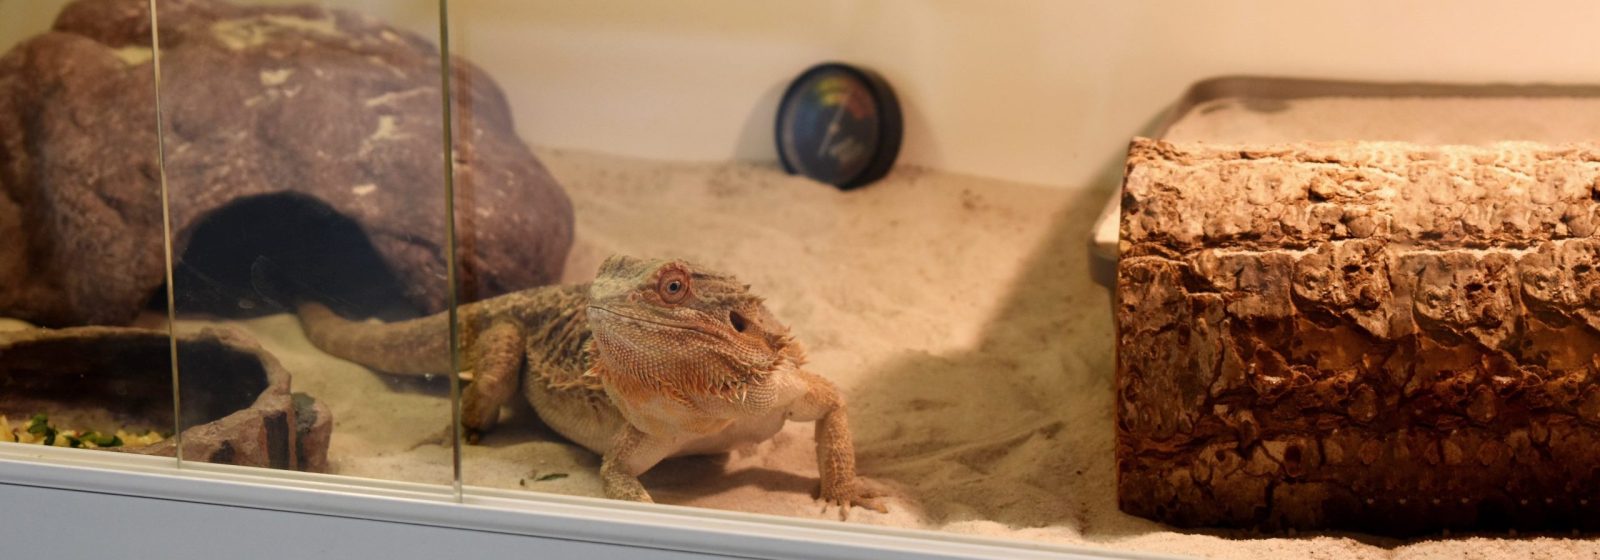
[657,269,690,304]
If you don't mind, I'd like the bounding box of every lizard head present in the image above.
[586,255,805,379]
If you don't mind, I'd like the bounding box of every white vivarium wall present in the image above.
[446,0,1600,189]
[6,0,1600,188]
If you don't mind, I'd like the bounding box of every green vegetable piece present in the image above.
[77,432,122,447]
[26,414,57,445]
[26,414,49,435]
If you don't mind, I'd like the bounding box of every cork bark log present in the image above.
[1115,138,1600,535]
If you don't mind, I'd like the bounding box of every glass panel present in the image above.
[446,1,919,519]
[441,3,1600,559]
[0,1,177,461]
[441,0,589,499]
[156,0,456,487]
[438,0,1109,544]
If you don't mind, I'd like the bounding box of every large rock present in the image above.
[0,0,573,326]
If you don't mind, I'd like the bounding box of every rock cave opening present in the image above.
[150,192,422,321]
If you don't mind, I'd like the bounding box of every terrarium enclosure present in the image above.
[4,1,1600,559]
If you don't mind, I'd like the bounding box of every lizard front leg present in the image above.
[460,320,525,443]
[600,425,677,503]
[789,370,886,519]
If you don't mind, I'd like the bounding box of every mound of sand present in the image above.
[13,147,1597,559]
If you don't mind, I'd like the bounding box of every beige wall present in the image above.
[0,0,72,51]
[7,1,1600,188]
[450,0,1600,188]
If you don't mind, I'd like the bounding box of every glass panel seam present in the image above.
[438,0,463,502]
[146,0,183,467]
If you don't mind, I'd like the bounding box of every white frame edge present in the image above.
[0,444,1186,560]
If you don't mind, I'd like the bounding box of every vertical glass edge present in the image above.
[438,0,463,502]
[146,0,183,467]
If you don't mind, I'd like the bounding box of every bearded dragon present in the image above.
[293,254,885,517]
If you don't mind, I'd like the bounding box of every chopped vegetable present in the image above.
[1,413,161,449]
[27,414,56,446]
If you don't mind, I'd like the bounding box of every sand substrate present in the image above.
[6,140,1598,559]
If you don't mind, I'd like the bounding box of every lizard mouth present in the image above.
[588,305,701,332]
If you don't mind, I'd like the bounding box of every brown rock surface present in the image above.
[0,0,573,326]
[1116,138,1600,534]
[0,326,331,471]
[291,392,331,473]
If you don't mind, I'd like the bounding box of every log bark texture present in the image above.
[1116,138,1600,534]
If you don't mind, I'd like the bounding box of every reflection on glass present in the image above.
[0,0,176,462]
[155,0,454,485]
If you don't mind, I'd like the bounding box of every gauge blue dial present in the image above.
[775,63,902,190]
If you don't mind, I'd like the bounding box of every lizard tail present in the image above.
[296,301,454,375]
[253,256,453,375]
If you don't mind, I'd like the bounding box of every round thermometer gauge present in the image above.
[775,63,902,190]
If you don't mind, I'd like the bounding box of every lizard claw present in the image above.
[814,480,888,520]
